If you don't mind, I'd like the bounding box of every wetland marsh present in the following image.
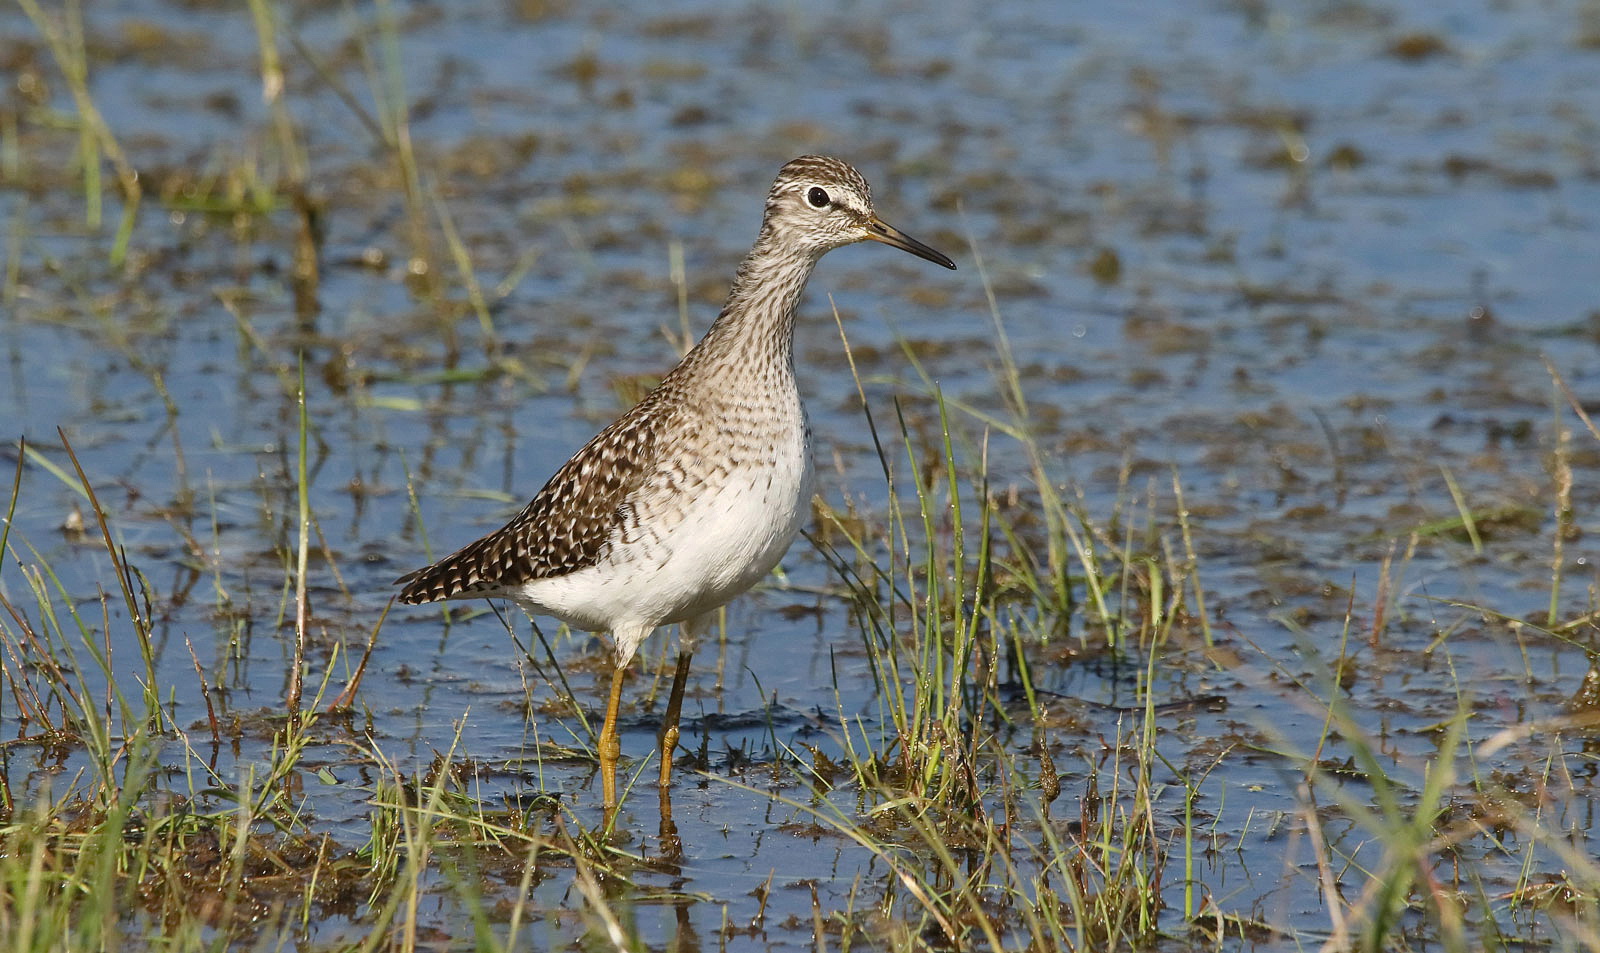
[3,0,1600,949]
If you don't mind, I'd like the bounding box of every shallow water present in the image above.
[3,0,1600,948]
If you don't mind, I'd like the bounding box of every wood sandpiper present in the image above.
[396,156,955,808]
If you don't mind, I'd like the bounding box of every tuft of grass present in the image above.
[246,0,320,324]
[15,0,143,266]
[0,443,588,952]
[794,256,1219,949]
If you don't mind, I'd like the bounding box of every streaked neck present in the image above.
[690,226,820,372]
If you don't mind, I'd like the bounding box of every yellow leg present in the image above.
[657,784,682,862]
[599,661,627,809]
[657,650,693,789]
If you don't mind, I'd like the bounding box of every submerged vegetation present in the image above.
[3,0,1600,951]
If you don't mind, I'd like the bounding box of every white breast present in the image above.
[512,418,814,652]
[651,442,815,624]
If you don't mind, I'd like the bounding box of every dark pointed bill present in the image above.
[866,217,957,270]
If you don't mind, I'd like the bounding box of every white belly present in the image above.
[649,456,815,622]
[512,433,815,653]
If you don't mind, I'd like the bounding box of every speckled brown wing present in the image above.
[394,408,662,604]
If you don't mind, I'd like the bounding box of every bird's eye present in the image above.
[806,186,830,208]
